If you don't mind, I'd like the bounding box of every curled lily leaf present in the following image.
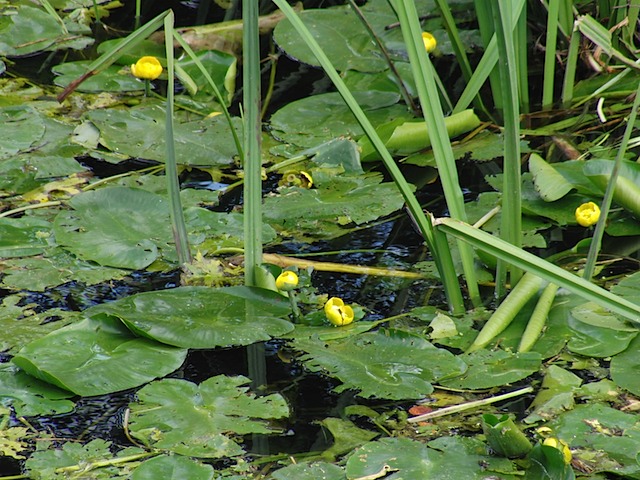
[324,297,354,326]
[131,56,163,80]
[276,271,299,292]
[422,32,437,53]
[575,201,600,227]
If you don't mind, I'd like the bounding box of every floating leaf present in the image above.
[525,365,582,423]
[132,455,214,480]
[86,286,294,349]
[52,61,143,92]
[294,329,467,399]
[263,173,407,240]
[0,105,45,159]
[566,313,637,357]
[439,350,542,390]
[610,334,640,396]
[0,217,51,259]
[86,105,241,166]
[271,461,345,480]
[12,316,187,396]
[128,375,289,458]
[53,187,172,270]
[0,365,75,417]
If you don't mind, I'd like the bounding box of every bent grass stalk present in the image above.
[272,0,465,313]
[518,282,559,353]
[164,13,191,265]
[467,272,545,353]
[435,216,640,322]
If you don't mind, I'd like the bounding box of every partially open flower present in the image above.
[276,271,299,292]
[131,56,163,81]
[422,32,437,53]
[543,437,572,464]
[575,201,600,227]
[324,297,354,326]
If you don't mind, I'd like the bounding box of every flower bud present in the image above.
[276,271,299,292]
[131,56,163,81]
[422,32,437,53]
[575,201,600,227]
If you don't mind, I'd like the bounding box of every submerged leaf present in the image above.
[128,375,289,458]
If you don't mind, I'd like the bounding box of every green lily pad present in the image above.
[529,153,574,202]
[0,217,51,258]
[263,173,407,240]
[293,329,467,399]
[0,105,46,160]
[12,316,187,396]
[86,286,294,349]
[132,455,214,480]
[0,5,91,57]
[0,364,75,417]
[269,91,410,148]
[566,313,637,357]
[53,187,172,270]
[52,61,143,92]
[274,9,387,73]
[271,462,346,480]
[85,105,242,166]
[610,334,640,396]
[549,403,640,478]
[128,375,289,458]
[439,350,542,390]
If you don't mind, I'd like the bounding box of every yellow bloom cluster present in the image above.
[131,56,163,81]
[324,297,354,326]
[575,201,600,227]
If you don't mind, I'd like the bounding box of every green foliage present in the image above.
[128,375,289,458]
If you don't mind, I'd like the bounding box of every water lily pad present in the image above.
[0,105,45,159]
[0,217,51,258]
[52,61,143,92]
[132,455,214,480]
[85,105,242,165]
[86,286,294,349]
[0,364,75,417]
[548,403,640,478]
[439,350,542,390]
[274,8,387,72]
[610,334,640,396]
[269,91,410,148]
[263,173,407,240]
[53,187,172,270]
[293,329,467,399]
[529,153,573,202]
[566,313,637,357]
[128,375,289,458]
[12,316,187,396]
[271,461,345,480]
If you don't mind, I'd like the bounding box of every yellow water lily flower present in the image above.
[543,437,572,464]
[575,201,600,227]
[324,297,354,326]
[422,32,437,53]
[131,56,163,81]
[276,271,299,292]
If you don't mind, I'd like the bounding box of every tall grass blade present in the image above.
[395,0,480,306]
[272,0,465,313]
[493,1,522,290]
[542,0,561,110]
[434,217,640,323]
[164,13,191,266]
[243,0,262,288]
[561,24,580,106]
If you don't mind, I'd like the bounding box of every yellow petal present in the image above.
[422,32,437,53]
[575,201,600,227]
[276,271,299,291]
[131,56,163,81]
[325,297,354,326]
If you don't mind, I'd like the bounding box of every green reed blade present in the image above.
[544,0,561,109]
[164,12,191,266]
[272,0,465,313]
[243,0,262,288]
[561,23,580,106]
[395,0,480,307]
[493,1,522,290]
[435,217,640,323]
[172,31,244,160]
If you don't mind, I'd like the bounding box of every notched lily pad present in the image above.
[128,375,289,458]
[86,286,294,348]
[293,329,467,399]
